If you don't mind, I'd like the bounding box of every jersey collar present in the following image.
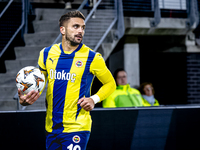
[60,43,83,54]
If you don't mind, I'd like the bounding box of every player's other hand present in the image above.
[77,97,95,111]
[18,89,40,106]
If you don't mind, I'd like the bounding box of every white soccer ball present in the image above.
[16,66,45,95]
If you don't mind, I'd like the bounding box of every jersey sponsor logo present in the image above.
[49,58,56,64]
[72,135,80,143]
[75,60,83,67]
[49,69,76,82]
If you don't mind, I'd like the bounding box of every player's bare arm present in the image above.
[77,97,95,111]
[18,89,40,106]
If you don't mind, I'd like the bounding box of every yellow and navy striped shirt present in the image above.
[38,43,116,133]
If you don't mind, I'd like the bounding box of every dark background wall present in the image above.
[186,53,200,104]
[0,107,200,150]
[139,52,188,105]
[139,35,188,105]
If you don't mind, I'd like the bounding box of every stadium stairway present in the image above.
[0,0,119,110]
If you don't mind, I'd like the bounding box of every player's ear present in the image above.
[60,26,65,35]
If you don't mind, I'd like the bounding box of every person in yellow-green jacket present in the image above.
[138,82,159,106]
[103,68,143,108]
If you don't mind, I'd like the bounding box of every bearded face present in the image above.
[62,18,85,46]
[65,31,83,46]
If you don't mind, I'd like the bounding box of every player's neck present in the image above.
[62,40,79,52]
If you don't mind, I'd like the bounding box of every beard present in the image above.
[65,34,82,46]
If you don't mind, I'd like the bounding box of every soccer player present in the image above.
[18,10,116,150]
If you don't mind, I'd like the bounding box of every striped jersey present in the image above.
[38,43,116,133]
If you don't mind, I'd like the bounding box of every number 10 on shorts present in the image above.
[67,144,81,150]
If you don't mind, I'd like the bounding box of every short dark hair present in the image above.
[59,10,85,27]
[113,68,126,81]
[138,82,155,95]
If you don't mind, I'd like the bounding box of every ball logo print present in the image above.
[33,74,44,88]
[16,66,45,95]
[24,69,34,79]
[20,81,33,92]
[72,135,80,143]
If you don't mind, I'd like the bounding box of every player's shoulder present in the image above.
[82,44,103,58]
[41,43,60,53]
[82,44,99,54]
[82,44,94,52]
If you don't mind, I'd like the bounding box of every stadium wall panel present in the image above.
[0,106,200,150]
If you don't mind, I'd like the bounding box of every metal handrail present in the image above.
[84,0,102,23]
[94,17,117,52]
[9,1,28,110]
[0,0,27,58]
[94,0,124,51]
[0,0,13,18]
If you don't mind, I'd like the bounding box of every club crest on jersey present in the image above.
[75,60,83,67]
[72,135,80,143]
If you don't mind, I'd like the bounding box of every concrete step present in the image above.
[86,20,114,26]
[34,8,114,22]
[85,28,107,32]
[0,74,16,86]
[0,72,16,77]
[0,93,46,111]
[85,21,115,32]
[99,0,115,9]
[85,26,111,31]
[84,32,104,37]
[0,85,47,100]
[5,59,38,74]
[83,40,99,46]
[84,35,102,41]
[14,46,45,60]
[89,9,116,16]
[83,42,99,47]
[0,98,18,111]
[86,13,115,19]
[84,30,107,36]
[34,8,84,21]
[34,8,67,21]
[24,32,59,46]
[84,44,96,50]
[0,86,17,99]
[33,20,59,32]
[83,34,103,40]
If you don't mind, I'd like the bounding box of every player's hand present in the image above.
[18,89,40,106]
[77,97,95,111]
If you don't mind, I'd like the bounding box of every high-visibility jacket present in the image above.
[142,98,160,106]
[102,84,143,108]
